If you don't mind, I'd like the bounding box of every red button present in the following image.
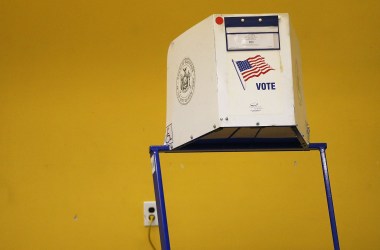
[215,16,224,25]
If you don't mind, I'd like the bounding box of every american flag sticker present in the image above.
[232,55,274,90]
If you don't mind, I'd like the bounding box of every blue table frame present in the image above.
[149,143,340,250]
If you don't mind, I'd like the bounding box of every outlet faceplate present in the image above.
[144,201,158,226]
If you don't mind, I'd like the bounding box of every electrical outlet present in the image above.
[144,201,158,226]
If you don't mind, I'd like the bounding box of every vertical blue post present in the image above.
[150,145,171,250]
[309,143,340,250]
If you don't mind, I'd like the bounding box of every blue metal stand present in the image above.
[150,145,171,250]
[149,143,340,250]
[309,143,340,250]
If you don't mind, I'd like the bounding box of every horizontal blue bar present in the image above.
[308,143,327,150]
[225,15,278,28]
[150,145,170,153]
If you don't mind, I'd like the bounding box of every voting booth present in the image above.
[164,14,310,151]
[150,14,340,250]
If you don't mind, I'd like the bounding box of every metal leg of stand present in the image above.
[150,146,171,250]
[309,143,340,250]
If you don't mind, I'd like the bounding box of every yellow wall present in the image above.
[1,0,379,249]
